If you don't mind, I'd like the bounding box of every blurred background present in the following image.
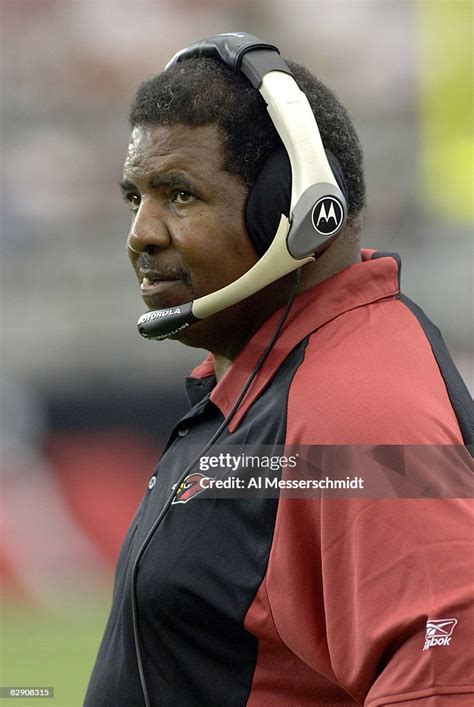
[1,1,472,704]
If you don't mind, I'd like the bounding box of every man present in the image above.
[85,36,473,706]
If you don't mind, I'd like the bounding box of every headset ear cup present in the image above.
[245,149,291,256]
[245,148,349,256]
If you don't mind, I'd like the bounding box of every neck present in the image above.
[210,229,361,381]
[298,228,361,292]
[213,353,232,382]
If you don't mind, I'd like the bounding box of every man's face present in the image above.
[121,123,266,352]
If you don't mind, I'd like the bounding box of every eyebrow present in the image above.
[119,172,197,194]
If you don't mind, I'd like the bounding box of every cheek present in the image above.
[174,203,258,292]
[191,242,257,294]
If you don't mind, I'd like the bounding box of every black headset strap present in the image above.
[166,32,293,88]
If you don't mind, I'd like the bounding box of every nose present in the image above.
[127,198,172,254]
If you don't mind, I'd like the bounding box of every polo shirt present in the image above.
[85,251,473,706]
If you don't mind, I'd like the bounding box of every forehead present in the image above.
[123,123,226,179]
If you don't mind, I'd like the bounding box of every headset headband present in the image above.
[165,33,290,86]
[137,32,348,339]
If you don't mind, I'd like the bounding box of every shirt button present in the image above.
[177,427,189,437]
[148,476,157,490]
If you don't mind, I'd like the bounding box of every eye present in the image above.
[170,190,196,205]
[124,192,141,212]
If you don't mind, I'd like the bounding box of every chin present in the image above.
[140,280,194,313]
[171,320,211,349]
[141,295,188,313]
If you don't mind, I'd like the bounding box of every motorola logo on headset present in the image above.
[311,196,344,236]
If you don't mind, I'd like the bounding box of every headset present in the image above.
[135,32,348,341]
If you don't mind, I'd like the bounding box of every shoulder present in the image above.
[286,296,464,444]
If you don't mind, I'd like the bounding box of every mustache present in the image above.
[138,253,192,285]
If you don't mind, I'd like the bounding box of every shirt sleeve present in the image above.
[324,496,474,704]
[264,447,474,703]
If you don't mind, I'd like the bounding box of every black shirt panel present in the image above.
[84,338,308,707]
[399,294,473,448]
[370,251,471,448]
[185,372,216,407]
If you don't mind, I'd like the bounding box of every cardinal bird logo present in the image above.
[172,473,213,504]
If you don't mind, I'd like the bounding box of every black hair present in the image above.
[129,56,366,222]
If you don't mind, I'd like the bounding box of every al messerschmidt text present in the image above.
[199,476,365,489]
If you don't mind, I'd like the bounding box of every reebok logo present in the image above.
[423,618,457,651]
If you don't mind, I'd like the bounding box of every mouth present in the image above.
[141,274,176,287]
[137,260,192,308]
[140,276,184,296]
[138,267,192,307]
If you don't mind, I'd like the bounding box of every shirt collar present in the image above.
[188,250,400,430]
[185,371,216,408]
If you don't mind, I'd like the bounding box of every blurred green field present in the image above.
[1,597,111,707]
